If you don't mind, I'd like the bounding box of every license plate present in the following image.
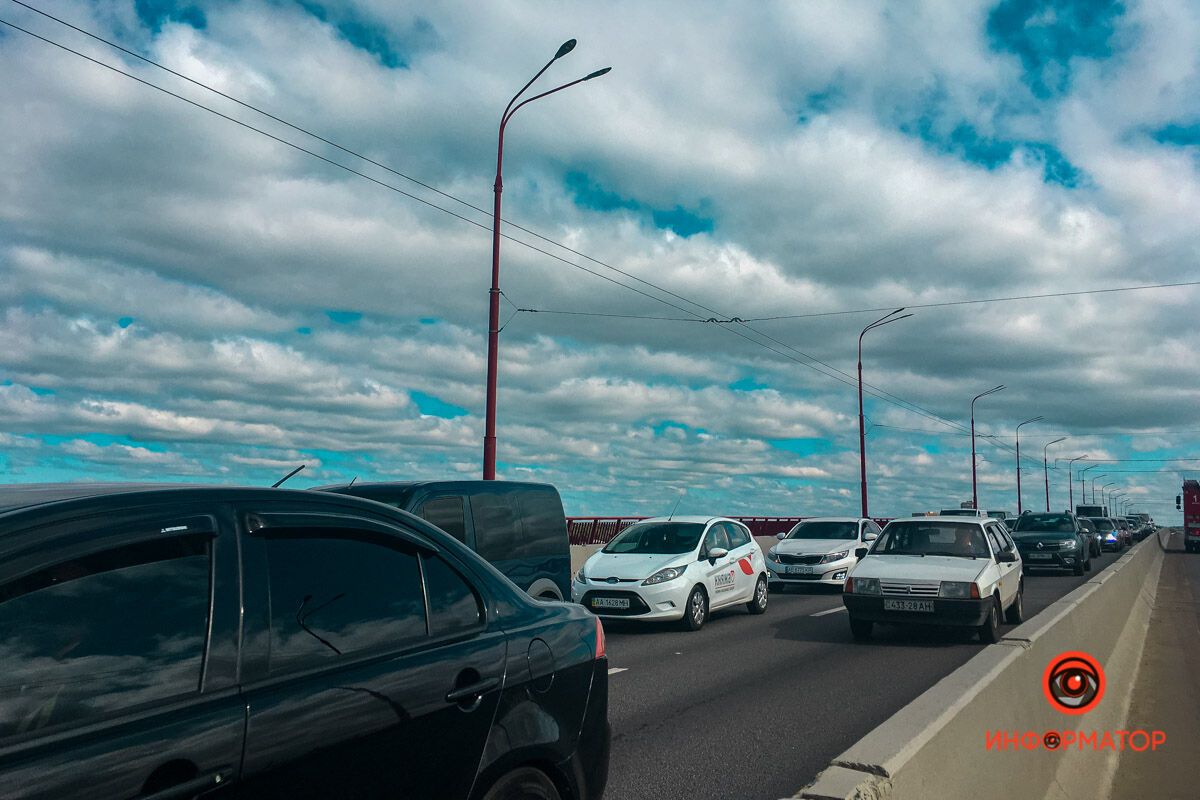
[1027,552,1053,560]
[787,565,813,575]
[592,597,630,610]
[883,598,934,613]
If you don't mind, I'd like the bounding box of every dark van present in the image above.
[318,481,571,601]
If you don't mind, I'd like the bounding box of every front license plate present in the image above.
[592,597,630,610]
[1027,552,1053,560]
[787,565,813,575]
[883,598,934,613]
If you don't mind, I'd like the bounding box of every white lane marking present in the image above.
[811,606,848,617]
[608,667,629,675]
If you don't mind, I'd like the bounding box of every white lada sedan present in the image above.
[572,516,769,631]
[842,516,1024,643]
[765,517,883,590]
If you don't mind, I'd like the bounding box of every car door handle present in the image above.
[445,677,500,704]
[138,770,230,800]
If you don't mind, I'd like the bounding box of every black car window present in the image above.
[419,496,468,543]
[470,491,523,561]
[265,531,427,674]
[513,487,568,557]
[422,553,484,638]
[0,534,211,741]
[724,522,751,548]
[703,525,731,554]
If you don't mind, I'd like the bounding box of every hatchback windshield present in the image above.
[1086,517,1117,531]
[871,521,990,558]
[785,520,858,540]
[602,522,705,554]
[1013,513,1076,535]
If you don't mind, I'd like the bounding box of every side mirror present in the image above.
[705,547,729,561]
[854,547,869,560]
[997,550,1017,563]
[863,532,878,542]
[776,532,787,540]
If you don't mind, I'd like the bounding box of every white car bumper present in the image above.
[571,576,693,621]
[766,556,855,587]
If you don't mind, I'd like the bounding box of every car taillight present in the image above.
[593,616,606,660]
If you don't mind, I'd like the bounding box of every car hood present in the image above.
[584,551,694,580]
[850,555,986,583]
[772,537,858,556]
[1012,535,1075,546]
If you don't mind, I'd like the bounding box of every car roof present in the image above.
[891,515,988,525]
[0,482,219,514]
[636,515,723,524]
[794,516,864,523]
[316,479,558,492]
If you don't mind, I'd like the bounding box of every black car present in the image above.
[1077,517,1103,557]
[0,484,609,800]
[319,480,571,602]
[1087,517,1125,551]
[1011,511,1092,575]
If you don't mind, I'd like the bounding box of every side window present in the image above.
[0,534,211,741]
[422,553,484,638]
[513,488,568,557]
[984,525,1005,556]
[998,527,1016,551]
[470,492,523,561]
[724,523,751,548]
[419,496,467,543]
[703,525,731,554]
[264,531,427,675]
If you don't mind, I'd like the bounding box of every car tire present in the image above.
[481,767,562,800]
[1072,558,1085,576]
[978,596,1001,644]
[747,576,768,615]
[1084,556,1092,572]
[849,617,873,640]
[1005,582,1024,624]
[682,586,708,631]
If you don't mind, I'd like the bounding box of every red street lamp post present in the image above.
[970,385,1005,510]
[1015,415,1043,514]
[857,308,912,517]
[1043,436,1066,512]
[483,40,611,480]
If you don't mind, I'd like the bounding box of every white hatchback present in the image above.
[572,516,768,631]
[842,517,1024,643]
[765,517,883,589]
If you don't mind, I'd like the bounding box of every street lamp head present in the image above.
[555,39,577,59]
[584,66,612,80]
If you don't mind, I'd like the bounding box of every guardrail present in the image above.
[567,515,893,545]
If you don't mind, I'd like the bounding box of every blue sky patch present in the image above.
[29,386,55,396]
[651,205,714,237]
[565,171,639,213]
[295,326,312,335]
[135,0,207,33]
[298,1,407,68]
[1151,122,1200,146]
[410,390,468,419]
[565,172,714,237]
[419,317,439,325]
[913,120,1086,186]
[326,310,363,324]
[118,316,134,328]
[729,376,770,392]
[768,438,833,456]
[987,0,1125,98]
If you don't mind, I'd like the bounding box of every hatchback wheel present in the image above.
[682,586,708,631]
[1005,582,1024,624]
[747,576,768,615]
[978,596,1001,643]
[482,767,562,800]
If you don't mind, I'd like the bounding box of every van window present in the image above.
[0,534,211,741]
[264,531,427,674]
[418,496,467,543]
[470,492,523,562]
[514,487,568,557]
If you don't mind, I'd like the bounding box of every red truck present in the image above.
[1181,480,1200,553]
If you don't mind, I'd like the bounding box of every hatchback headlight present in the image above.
[574,566,588,584]
[820,550,850,563]
[846,577,880,595]
[642,565,688,586]
[939,581,976,599]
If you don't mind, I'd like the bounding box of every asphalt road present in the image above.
[600,548,1123,800]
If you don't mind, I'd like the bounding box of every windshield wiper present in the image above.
[924,550,976,559]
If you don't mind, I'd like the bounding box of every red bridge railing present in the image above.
[566,516,894,545]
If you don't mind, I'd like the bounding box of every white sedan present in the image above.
[765,517,883,589]
[572,516,769,630]
[842,516,1024,643]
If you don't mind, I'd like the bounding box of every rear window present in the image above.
[1013,513,1075,533]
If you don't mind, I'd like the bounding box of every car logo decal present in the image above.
[1037,542,1044,549]
[606,577,619,584]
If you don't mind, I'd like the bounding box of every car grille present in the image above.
[778,553,823,565]
[880,581,940,597]
[1019,541,1067,551]
[587,577,640,583]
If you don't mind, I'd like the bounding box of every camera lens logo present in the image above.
[1043,651,1105,715]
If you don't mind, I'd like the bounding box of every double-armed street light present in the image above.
[1066,454,1089,510]
[1015,416,1043,514]
[857,308,913,517]
[1043,436,1067,511]
[1080,464,1100,504]
[1101,482,1116,508]
[483,40,611,479]
[1090,473,1107,503]
[970,385,1005,510]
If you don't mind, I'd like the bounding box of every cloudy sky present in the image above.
[1,0,1197,518]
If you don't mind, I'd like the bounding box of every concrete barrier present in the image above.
[796,537,1165,800]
